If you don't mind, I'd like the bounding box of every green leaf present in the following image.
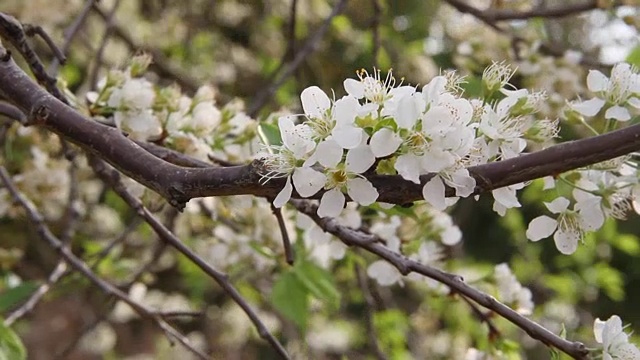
[0,282,38,313]
[270,271,309,330]
[0,319,26,360]
[626,45,640,68]
[611,234,640,256]
[257,123,282,149]
[293,260,341,310]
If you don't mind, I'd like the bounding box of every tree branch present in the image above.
[291,199,590,359]
[0,45,639,211]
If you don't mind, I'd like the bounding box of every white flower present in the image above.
[114,109,162,141]
[482,61,516,93]
[301,86,363,149]
[594,315,640,360]
[108,77,155,111]
[367,260,403,286]
[526,197,593,254]
[572,63,640,121]
[344,68,414,110]
[494,263,534,316]
[492,183,525,216]
[316,142,378,217]
[479,97,529,159]
[262,117,325,208]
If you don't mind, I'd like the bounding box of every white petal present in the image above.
[422,76,446,105]
[345,145,376,174]
[315,139,343,168]
[273,176,292,208]
[526,215,557,241]
[292,167,326,197]
[347,178,378,205]
[449,169,476,198]
[571,97,605,117]
[367,260,402,286]
[544,197,570,213]
[492,187,521,209]
[332,125,363,150]
[301,86,331,118]
[395,154,422,184]
[396,94,420,129]
[422,176,447,210]
[553,229,579,254]
[604,105,631,121]
[594,318,606,344]
[343,78,364,99]
[334,96,359,126]
[317,188,345,218]
[577,200,604,231]
[586,70,609,92]
[370,128,402,158]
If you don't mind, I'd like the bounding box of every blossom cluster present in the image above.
[87,54,257,164]
[260,64,555,218]
[527,63,640,254]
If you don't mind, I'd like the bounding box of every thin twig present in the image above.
[271,203,294,265]
[88,156,290,359]
[4,261,68,325]
[0,166,209,360]
[48,0,98,74]
[89,0,121,89]
[355,264,388,360]
[248,0,348,116]
[291,199,590,360]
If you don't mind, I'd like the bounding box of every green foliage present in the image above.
[0,282,37,313]
[270,258,341,331]
[0,320,25,360]
[373,309,411,360]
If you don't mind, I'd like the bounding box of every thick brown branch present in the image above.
[1,46,640,210]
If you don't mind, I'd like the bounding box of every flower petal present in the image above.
[604,105,631,121]
[317,188,345,218]
[292,167,326,197]
[544,197,570,214]
[526,215,557,241]
[553,228,579,254]
[571,97,605,117]
[370,128,402,157]
[347,177,378,205]
[344,78,364,99]
[273,176,293,208]
[345,145,376,174]
[315,139,343,168]
[395,154,422,184]
[586,70,609,92]
[422,176,447,210]
[332,125,363,150]
[301,86,331,118]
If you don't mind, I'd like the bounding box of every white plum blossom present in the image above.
[482,61,517,93]
[571,62,640,121]
[108,77,162,140]
[526,197,597,254]
[301,86,364,149]
[313,141,379,217]
[262,117,325,208]
[367,260,403,286]
[494,263,534,316]
[343,68,415,115]
[594,315,640,360]
[491,183,525,216]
